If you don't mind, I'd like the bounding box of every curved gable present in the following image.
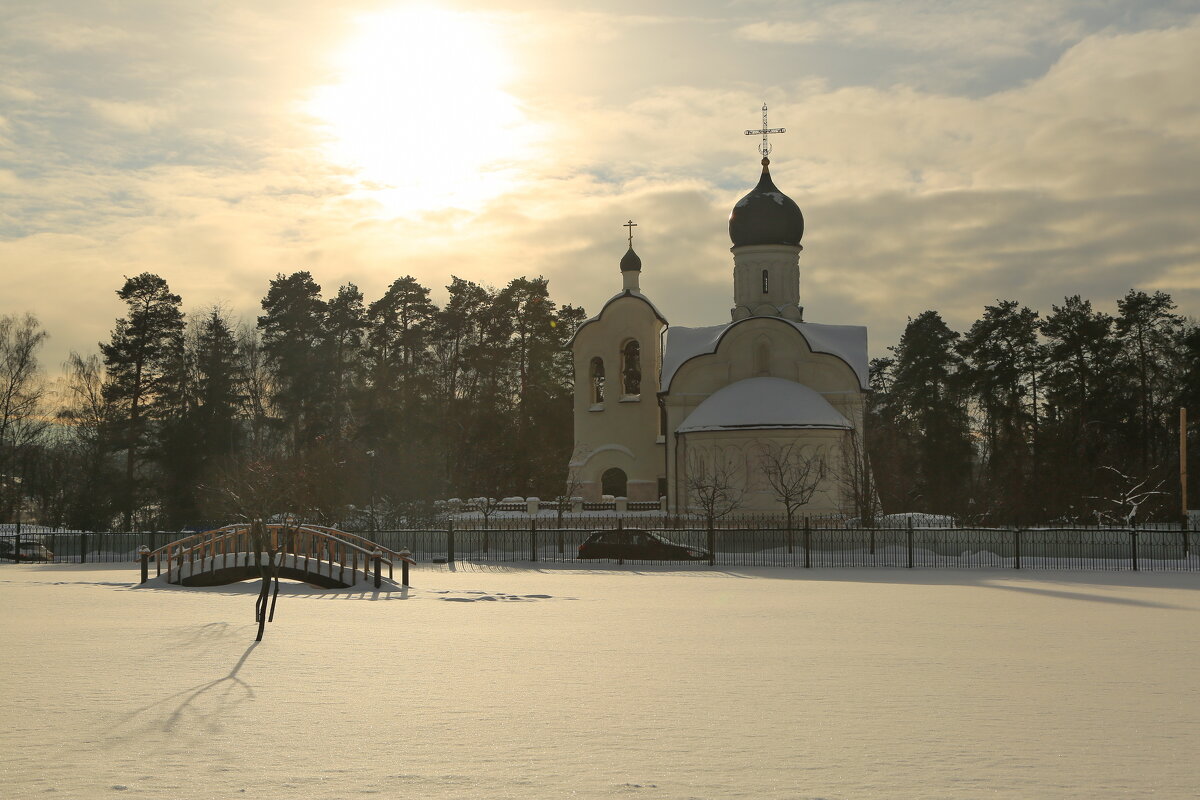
[568,290,669,346]
[661,317,869,392]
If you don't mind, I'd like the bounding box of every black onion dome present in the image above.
[728,158,804,247]
[620,246,642,272]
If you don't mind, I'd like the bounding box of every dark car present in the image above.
[578,529,710,561]
[0,539,54,562]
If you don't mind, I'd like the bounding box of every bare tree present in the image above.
[685,448,745,526]
[56,352,117,530]
[205,455,297,641]
[236,324,274,453]
[0,314,48,519]
[837,429,879,526]
[759,442,828,532]
[556,448,590,528]
[1088,466,1167,526]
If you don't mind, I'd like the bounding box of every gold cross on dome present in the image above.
[623,219,637,247]
[744,102,785,158]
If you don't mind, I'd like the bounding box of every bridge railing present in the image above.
[144,524,408,587]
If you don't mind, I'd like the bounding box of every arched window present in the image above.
[621,340,641,396]
[762,269,769,293]
[602,467,628,498]
[590,357,605,404]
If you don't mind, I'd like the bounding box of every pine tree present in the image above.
[258,272,329,451]
[1039,295,1123,517]
[193,309,245,468]
[325,283,367,442]
[1115,290,1185,472]
[363,276,438,499]
[958,300,1044,516]
[883,311,973,515]
[100,273,185,530]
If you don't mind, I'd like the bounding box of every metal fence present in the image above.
[1,531,161,563]
[2,522,1196,572]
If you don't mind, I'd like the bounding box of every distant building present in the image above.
[569,149,870,517]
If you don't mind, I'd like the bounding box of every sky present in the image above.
[3,0,1199,373]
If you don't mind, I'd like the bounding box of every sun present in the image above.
[308,5,534,216]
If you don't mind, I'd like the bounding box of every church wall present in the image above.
[571,295,665,501]
[674,428,849,517]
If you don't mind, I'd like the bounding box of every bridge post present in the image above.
[399,549,411,587]
[138,545,150,583]
[373,549,383,588]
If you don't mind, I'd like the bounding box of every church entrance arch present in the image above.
[601,467,628,498]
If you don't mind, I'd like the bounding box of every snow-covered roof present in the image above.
[661,318,869,391]
[676,377,852,433]
[568,289,668,346]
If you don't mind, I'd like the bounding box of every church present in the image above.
[568,115,870,517]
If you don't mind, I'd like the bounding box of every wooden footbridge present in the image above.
[140,523,413,589]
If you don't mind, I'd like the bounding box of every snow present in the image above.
[661,319,869,391]
[3,562,1199,799]
[676,377,851,432]
[734,191,790,208]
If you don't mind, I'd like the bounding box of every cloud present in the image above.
[1,2,1198,377]
[736,1,1083,59]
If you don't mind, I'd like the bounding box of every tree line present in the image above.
[1,282,1197,531]
[0,271,584,531]
[869,292,1200,524]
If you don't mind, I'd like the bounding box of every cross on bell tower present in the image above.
[619,219,642,290]
[744,103,785,160]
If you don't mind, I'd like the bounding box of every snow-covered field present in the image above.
[2,562,1198,799]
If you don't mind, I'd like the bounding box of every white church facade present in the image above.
[568,140,870,517]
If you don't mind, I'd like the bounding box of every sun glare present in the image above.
[308,5,534,216]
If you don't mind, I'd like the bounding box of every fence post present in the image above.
[706,519,715,567]
[530,518,538,563]
[139,545,150,583]
[1182,518,1189,558]
[803,517,811,569]
[1013,528,1021,570]
[1130,528,1139,572]
[373,549,383,588]
[12,531,19,563]
[399,549,411,587]
[906,517,914,568]
[447,519,455,564]
[80,532,87,563]
[786,522,794,555]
